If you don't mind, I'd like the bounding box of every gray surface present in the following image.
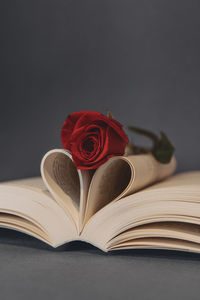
[1,0,200,299]
[1,229,200,300]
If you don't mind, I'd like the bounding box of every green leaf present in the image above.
[152,132,175,164]
[128,126,175,164]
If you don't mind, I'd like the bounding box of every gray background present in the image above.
[1,0,200,299]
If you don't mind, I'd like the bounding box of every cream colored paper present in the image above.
[1,148,200,254]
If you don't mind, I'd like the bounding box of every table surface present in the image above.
[0,229,200,300]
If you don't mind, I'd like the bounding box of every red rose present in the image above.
[61,111,129,169]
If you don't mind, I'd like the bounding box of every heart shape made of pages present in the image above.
[41,149,133,228]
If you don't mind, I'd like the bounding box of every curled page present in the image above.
[84,154,176,224]
[41,149,92,231]
[41,149,80,226]
[124,154,177,195]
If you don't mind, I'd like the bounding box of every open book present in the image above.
[1,149,200,253]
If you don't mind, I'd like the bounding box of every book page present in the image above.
[83,154,176,224]
[124,154,176,194]
[41,149,92,231]
[0,179,78,246]
[108,221,200,249]
[1,177,46,192]
[110,238,200,253]
[82,171,200,251]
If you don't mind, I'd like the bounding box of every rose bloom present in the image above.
[61,111,129,170]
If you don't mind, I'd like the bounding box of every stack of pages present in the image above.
[1,149,200,253]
